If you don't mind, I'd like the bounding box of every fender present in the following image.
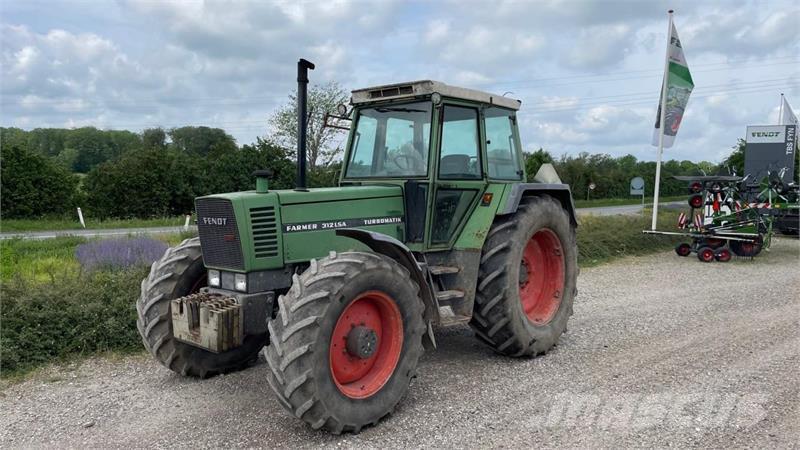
[498,183,578,226]
[336,228,438,349]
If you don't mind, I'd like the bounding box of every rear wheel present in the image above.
[137,238,266,378]
[470,195,577,357]
[264,251,425,434]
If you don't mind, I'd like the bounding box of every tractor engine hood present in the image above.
[195,185,405,273]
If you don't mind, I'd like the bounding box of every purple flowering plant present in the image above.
[75,237,167,272]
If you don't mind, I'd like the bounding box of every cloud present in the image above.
[682,8,800,57]
[563,24,635,69]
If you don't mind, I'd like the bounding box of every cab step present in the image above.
[435,289,465,302]
[429,265,460,276]
[437,305,471,326]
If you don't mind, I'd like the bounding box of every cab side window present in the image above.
[484,107,522,180]
[439,105,481,179]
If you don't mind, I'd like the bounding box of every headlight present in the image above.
[234,273,247,292]
[208,270,220,287]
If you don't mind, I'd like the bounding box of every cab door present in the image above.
[426,102,488,249]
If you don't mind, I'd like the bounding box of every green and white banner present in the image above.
[652,23,694,148]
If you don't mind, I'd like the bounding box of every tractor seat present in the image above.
[440,154,472,177]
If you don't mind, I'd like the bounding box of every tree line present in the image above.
[1,81,740,220]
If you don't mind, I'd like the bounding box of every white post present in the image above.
[184,214,191,230]
[778,93,784,124]
[642,184,645,216]
[651,10,674,231]
[77,207,86,228]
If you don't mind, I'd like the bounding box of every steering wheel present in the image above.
[391,152,424,172]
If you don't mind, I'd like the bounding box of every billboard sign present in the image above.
[744,125,796,182]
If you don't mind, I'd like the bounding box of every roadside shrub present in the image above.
[0,144,79,218]
[0,268,147,375]
[75,238,167,272]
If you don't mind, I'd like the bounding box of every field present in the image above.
[0,211,680,378]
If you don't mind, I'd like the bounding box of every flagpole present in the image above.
[651,9,674,231]
[778,93,784,124]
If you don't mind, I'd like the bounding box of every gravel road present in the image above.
[2,238,798,449]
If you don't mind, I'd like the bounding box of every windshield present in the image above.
[345,101,432,178]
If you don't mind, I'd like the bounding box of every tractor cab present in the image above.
[339,80,526,250]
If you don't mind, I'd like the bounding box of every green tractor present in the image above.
[137,59,578,433]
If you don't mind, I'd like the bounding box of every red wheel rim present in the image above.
[329,290,403,399]
[701,248,714,262]
[717,249,731,262]
[519,229,565,325]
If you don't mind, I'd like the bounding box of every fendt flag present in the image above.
[652,22,694,148]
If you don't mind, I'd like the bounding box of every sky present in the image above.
[1,0,798,163]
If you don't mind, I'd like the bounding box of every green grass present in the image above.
[0,216,190,233]
[577,209,682,267]
[574,195,684,209]
[0,232,194,284]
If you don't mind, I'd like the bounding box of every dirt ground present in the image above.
[2,238,798,449]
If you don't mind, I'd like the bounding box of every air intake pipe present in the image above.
[296,58,315,191]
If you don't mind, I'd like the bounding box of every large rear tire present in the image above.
[137,237,267,378]
[264,251,425,434]
[470,195,578,357]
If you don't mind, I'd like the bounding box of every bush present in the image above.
[0,268,148,375]
[84,147,200,218]
[0,144,79,218]
[76,238,167,272]
[84,139,297,218]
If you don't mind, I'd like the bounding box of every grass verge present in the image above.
[574,195,683,209]
[0,216,190,233]
[0,213,684,379]
[577,209,682,267]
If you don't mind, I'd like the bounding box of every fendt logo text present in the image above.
[202,217,228,226]
[751,132,781,138]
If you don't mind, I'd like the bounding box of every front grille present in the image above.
[250,206,278,258]
[196,198,244,269]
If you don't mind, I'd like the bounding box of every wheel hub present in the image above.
[329,290,404,399]
[346,326,379,359]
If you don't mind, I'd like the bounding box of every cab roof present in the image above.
[351,80,521,111]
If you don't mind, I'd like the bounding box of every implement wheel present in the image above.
[264,252,425,434]
[675,243,691,257]
[470,195,577,357]
[715,248,732,262]
[697,246,715,263]
[137,238,266,378]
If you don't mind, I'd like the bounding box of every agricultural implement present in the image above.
[137,59,578,433]
[644,174,789,262]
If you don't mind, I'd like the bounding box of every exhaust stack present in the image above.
[296,58,315,191]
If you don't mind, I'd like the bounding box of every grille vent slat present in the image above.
[250,206,278,258]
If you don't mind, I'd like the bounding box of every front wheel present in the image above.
[137,238,266,378]
[264,251,425,434]
[470,195,578,357]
